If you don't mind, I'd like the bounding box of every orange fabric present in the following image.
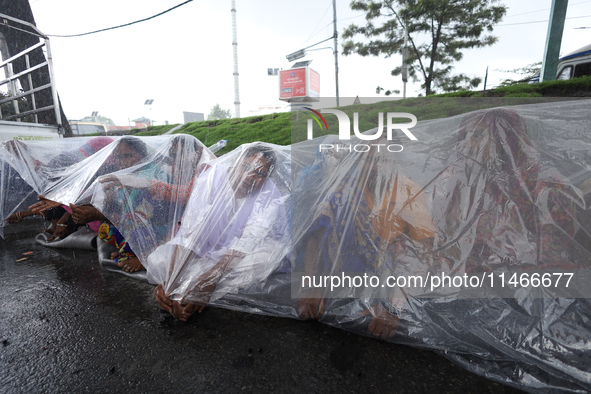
[364,174,435,244]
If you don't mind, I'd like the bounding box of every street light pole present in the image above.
[401,23,408,99]
[333,0,340,107]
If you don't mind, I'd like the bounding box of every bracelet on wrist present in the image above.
[16,212,22,220]
[56,223,68,227]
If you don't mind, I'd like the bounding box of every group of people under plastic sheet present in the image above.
[3,102,591,392]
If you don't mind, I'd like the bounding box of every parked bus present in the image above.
[69,122,108,136]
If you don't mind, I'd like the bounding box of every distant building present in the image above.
[108,125,133,134]
[248,105,288,116]
[183,112,204,124]
[131,117,152,128]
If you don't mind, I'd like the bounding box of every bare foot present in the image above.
[44,219,59,234]
[117,256,144,273]
[110,251,119,260]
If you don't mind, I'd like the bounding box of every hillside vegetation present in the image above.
[133,77,590,155]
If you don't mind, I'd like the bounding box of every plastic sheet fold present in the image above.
[0,136,116,235]
[288,100,591,393]
[139,142,292,304]
[90,134,216,265]
[1,100,591,392]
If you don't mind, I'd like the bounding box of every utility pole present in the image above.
[333,0,340,107]
[231,0,240,118]
[401,24,408,98]
[540,0,569,82]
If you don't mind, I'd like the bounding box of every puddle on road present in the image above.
[0,234,158,328]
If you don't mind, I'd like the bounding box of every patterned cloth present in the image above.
[105,162,175,257]
[98,222,136,263]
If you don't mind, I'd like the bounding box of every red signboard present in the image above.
[279,68,306,99]
[309,69,320,97]
[279,67,320,101]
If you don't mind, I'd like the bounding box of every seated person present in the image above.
[93,135,214,273]
[295,138,435,339]
[2,137,114,238]
[432,108,582,273]
[152,143,289,321]
[29,137,149,263]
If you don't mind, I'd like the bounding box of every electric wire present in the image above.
[497,14,591,26]
[45,0,193,38]
[300,1,332,47]
[504,0,591,18]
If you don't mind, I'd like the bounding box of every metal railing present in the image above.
[0,13,61,130]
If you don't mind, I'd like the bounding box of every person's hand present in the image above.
[186,275,217,306]
[29,196,62,214]
[171,301,203,322]
[360,303,400,340]
[154,284,205,322]
[5,212,24,224]
[155,284,173,314]
[297,288,325,320]
[99,174,151,190]
[69,204,105,224]
[47,224,68,242]
[98,174,122,191]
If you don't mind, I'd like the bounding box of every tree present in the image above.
[207,104,232,120]
[342,0,507,96]
[0,0,73,136]
[496,62,542,86]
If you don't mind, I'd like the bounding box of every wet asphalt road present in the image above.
[0,220,525,394]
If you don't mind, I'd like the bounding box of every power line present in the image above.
[300,11,366,47]
[338,13,366,22]
[46,0,193,38]
[504,0,591,18]
[300,1,332,47]
[497,14,591,27]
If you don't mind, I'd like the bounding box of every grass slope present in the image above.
[137,77,590,154]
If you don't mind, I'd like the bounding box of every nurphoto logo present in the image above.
[304,108,418,153]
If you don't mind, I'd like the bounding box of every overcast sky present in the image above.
[24,0,591,126]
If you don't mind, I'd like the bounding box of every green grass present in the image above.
[173,113,291,155]
[434,75,591,98]
[133,124,180,136]
[123,77,590,151]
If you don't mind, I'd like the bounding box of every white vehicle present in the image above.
[69,122,108,136]
[554,43,591,80]
[529,42,591,83]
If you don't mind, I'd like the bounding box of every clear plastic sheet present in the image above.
[0,158,38,237]
[88,101,589,391]
[42,136,175,206]
[0,135,202,235]
[90,134,216,265]
[140,142,292,304]
[1,100,590,392]
[288,100,591,393]
[0,136,115,235]
[0,137,115,195]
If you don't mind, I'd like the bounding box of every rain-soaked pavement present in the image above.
[0,219,524,393]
